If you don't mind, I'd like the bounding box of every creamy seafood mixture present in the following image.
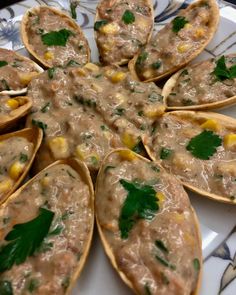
[95,0,153,64]
[96,151,201,295]
[0,164,93,295]
[27,63,163,171]
[24,7,89,67]
[0,49,39,92]
[135,0,214,80]
[0,136,33,200]
[0,95,27,116]
[147,114,236,200]
[167,55,236,106]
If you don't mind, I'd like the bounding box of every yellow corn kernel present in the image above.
[114,93,127,104]
[75,143,87,160]
[142,70,153,80]
[200,119,220,132]
[100,22,119,34]
[48,137,70,159]
[91,83,103,93]
[177,43,191,53]
[8,161,24,180]
[40,176,51,187]
[102,40,115,51]
[84,63,100,73]
[44,51,54,60]
[111,72,126,83]
[6,99,19,110]
[194,28,205,39]
[122,132,137,150]
[19,72,39,86]
[119,150,136,161]
[156,192,165,204]
[185,23,193,30]
[144,105,165,118]
[75,68,87,77]
[103,131,112,140]
[184,232,195,246]
[173,212,185,223]
[224,133,236,149]
[0,178,13,193]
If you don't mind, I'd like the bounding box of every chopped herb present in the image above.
[138,110,144,117]
[95,74,102,78]
[122,10,135,24]
[0,280,13,295]
[151,165,160,173]
[1,79,10,91]
[155,240,169,253]
[74,96,97,108]
[94,20,108,31]
[155,254,176,270]
[132,139,145,155]
[151,61,162,69]
[114,108,125,116]
[119,179,159,239]
[148,92,163,102]
[136,52,148,66]
[19,153,28,163]
[61,210,74,220]
[41,29,74,46]
[180,69,188,76]
[186,130,222,160]
[49,224,63,236]
[182,98,194,106]
[36,241,53,253]
[41,102,50,113]
[67,170,76,179]
[70,2,77,19]
[32,119,47,137]
[172,16,189,33]
[193,258,200,271]
[151,125,157,135]
[106,8,112,14]
[61,276,70,291]
[36,28,44,35]
[100,125,108,131]
[169,92,176,96]
[212,55,236,81]
[32,16,40,25]
[91,156,98,166]
[144,283,152,295]
[27,278,39,293]
[12,61,20,67]
[161,272,170,285]
[104,165,116,173]
[160,148,172,160]
[48,67,56,79]
[0,61,8,67]
[0,208,54,273]
[3,217,10,225]
[28,11,34,17]
[66,60,80,67]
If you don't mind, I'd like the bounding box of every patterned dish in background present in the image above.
[0,1,236,295]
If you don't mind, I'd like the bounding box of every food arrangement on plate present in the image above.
[0,0,235,294]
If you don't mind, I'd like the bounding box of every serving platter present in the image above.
[0,0,236,294]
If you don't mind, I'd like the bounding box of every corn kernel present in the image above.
[91,83,103,93]
[200,119,220,132]
[75,143,88,160]
[177,43,191,53]
[44,51,54,60]
[48,137,70,159]
[224,133,236,149]
[40,176,51,187]
[75,68,87,77]
[6,99,19,110]
[142,70,153,79]
[156,192,165,204]
[83,63,100,73]
[194,28,205,39]
[184,232,195,246]
[103,131,112,140]
[119,150,136,161]
[100,22,120,34]
[0,178,13,193]
[102,40,115,51]
[111,72,126,83]
[122,132,137,149]
[185,23,193,30]
[144,105,165,118]
[19,72,38,86]
[173,212,185,223]
[8,161,24,180]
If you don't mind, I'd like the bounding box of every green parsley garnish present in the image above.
[32,119,47,137]
[155,240,169,253]
[144,283,152,295]
[19,153,28,163]
[0,61,8,67]
[1,79,10,91]
[172,16,189,33]
[94,20,108,31]
[66,60,80,67]
[0,280,13,295]
[27,278,39,293]
[114,108,125,116]
[41,29,74,46]
[160,148,172,160]
[40,102,50,113]
[122,10,135,24]
[151,61,162,69]
[186,130,222,160]
[0,208,54,273]
[70,2,77,19]
[119,179,159,239]
[136,52,148,66]
[213,55,236,81]
[48,67,56,79]
[104,165,116,173]
[193,258,200,271]
[48,224,64,236]
[155,254,176,270]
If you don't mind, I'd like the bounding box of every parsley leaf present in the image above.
[136,52,148,66]
[48,67,56,79]
[122,10,135,24]
[41,29,74,46]
[193,258,200,271]
[119,179,159,239]
[32,119,47,137]
[0,280,13,295]
[0,61,8,67]
[70,2,77,19]
[155,240,169,253]
[160,148,172,160]
[0,208,54,273]
[213,55,236,81]
[186,130,222,160]
[172,16,189,33]
[40,102,50,113]
[94,20,108,31]
[19,153,28,163]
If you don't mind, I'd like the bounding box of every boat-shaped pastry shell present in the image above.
[94,0,154,65]
[21,6,91,68]
[0,127,43,204]
[95,149,202,295]
[0,158,94,294]
[128,0,219,82]
[144,111,236,204]
[0,96,32,132]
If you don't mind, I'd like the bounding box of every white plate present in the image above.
[1,1,236,294]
